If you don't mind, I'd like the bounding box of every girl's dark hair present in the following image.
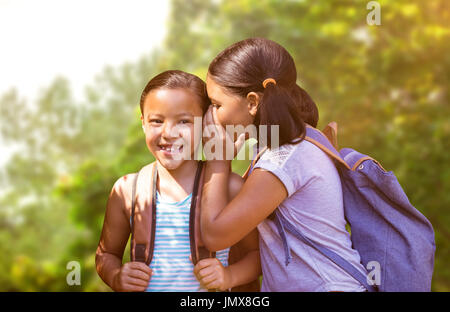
[208,38,319,148]
[290,84,319,128]
[140,70,210,115]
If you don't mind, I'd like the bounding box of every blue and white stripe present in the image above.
[143,192,229,292]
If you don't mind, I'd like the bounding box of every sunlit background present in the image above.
[0,0,449,291]
[0,0,169,165]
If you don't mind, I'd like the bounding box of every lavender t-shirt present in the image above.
[253,140,367,292]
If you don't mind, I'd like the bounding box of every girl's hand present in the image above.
[193,258,232,291]
[113,261,152,292]
[202,106,246,161]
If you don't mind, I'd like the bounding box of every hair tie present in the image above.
[262,78,277,89]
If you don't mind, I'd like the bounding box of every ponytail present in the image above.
[255,83,306,148]
[291,84,319,128]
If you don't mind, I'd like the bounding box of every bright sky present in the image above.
[0,0,170,165]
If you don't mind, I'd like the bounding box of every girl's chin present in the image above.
[157,158,184,170]
[156,152,196,170]
[149,147,198,170]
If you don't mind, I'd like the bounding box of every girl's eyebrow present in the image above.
[208,95,218,103]
[210,98,219,103]
[146,112,194,118]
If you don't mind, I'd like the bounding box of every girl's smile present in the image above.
[157,142,183,157]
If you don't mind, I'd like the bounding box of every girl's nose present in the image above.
[161,122,179,139]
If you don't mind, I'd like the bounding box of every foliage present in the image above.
[0,0,448,291]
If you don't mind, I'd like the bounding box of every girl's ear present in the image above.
[246,92,261,116]
[141,115,145,133]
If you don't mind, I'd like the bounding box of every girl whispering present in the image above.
[200,38,369,292]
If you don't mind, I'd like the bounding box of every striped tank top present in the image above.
[144,191,230,292]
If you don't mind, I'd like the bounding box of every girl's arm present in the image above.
[227,229,261,289]
[201,162,287,250]
[194,173,261,290]
[95,175,152,291]
[194,228,260,291]
[200,106,288,251]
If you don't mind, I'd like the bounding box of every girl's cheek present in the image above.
[192,126,202,151]
[147,126,162,138]
[182,125,201,158]
[179,126,196,147]
[217,106,239,127]
[216,108,227,126]
[219,109,239,128]
[145,128,161,149]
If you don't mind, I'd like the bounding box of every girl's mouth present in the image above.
[158,143,184,157]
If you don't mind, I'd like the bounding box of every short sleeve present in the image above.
[253,144,297,197]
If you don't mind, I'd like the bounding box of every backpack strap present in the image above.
[190,161,216,265]
[274,210,377,292]
[243,122,350,177]
[322,121,339,150]
[242,146,268,180]
[130,173,138,261]
[130,162,157,264]
[340,148,387,172]
[304,124,351,170]
[306,123,386,172]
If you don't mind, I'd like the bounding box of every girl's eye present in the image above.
[179,120,190,124]
[212,104,220,109]
[149,119,163,124]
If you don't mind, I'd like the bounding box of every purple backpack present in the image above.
[251,123,436,292]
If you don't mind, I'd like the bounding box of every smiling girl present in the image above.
[95,70,260,292]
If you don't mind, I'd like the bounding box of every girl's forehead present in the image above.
[206,75,222,100]
[206,75,241,102]
[143,88,203,116]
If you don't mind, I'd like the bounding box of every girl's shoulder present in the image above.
[111,162,155,205]
[113,172,138,193]
[254,140,336,197]
[261,139,330,164]
[259,140,310,167]
[110,172,139,219]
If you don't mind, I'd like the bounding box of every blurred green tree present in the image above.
[0,0,448,291]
